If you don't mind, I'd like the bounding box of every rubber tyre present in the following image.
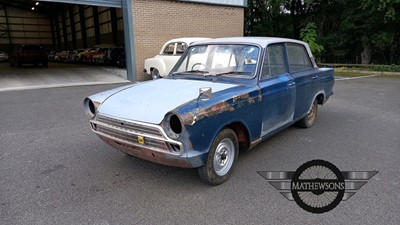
[43,61,48,67]
[198,128,239,185]
[151,68,160,79]
[297,99,318,128]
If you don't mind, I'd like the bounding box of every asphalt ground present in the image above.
[1,76,399,225]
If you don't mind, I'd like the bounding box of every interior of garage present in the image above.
[0,0,130,91]
[0,0,125,58]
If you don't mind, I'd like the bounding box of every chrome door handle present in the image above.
[288,82,295,86]
[312,75,318,79]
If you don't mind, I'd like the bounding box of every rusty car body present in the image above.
[84,37,334,185]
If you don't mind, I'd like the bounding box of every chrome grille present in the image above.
[96,125,168,150]
[92,114,172,152]
[96,114,163,138]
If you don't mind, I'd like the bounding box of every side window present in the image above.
[163,43,175,55]
[176,42,187,54]
[287,44,313,72]
[262,44,287,79]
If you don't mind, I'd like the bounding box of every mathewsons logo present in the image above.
[258,159,378,214]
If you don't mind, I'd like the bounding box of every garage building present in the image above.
[0,0,246,81]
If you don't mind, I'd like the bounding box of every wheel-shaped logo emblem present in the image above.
[258,159,378,214]
[291,160,345,213]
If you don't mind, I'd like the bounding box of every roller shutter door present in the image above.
[38,0,122,8]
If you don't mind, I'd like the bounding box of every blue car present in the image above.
[84,37,334,185]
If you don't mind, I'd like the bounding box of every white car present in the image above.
[0,51,8,62]
[144,37,209,79]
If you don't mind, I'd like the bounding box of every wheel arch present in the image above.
[144,57,168,76]
[225,121,251,151]
[316,92,325,105]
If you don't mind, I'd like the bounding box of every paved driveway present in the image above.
[1,77,399,225]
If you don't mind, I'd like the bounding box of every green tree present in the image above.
[300,22,324,61]
[245,0,400,64]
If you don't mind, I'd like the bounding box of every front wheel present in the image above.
[151,68,160,79]
[297,99,318,128]
[198,128,239,185]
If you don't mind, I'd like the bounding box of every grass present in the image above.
[370,65,400,72]
[334,71,400,79]
[319,64,400,73]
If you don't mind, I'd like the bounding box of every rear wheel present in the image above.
[297,99,318,128]
[198,128,238,185]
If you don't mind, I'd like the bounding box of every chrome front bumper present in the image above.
[90,114,192,168]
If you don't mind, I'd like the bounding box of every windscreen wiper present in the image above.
[173,70,209,74]
[209,71,250,76]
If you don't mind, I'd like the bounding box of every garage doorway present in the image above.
[0,0,136,91]
[38,0,136,81]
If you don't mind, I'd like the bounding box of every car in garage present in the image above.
[144,37,209,79]
[84,37,334,185]
[54,50,71,62]
[0,51,9,62]
[9,45,48,67]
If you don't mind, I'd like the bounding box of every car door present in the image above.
[286,43,318,120]
[259,43,296,137]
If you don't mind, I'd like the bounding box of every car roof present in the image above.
[166,37,210,44]
[192,37,308,48]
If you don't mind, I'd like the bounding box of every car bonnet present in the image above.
[97,78,238,124]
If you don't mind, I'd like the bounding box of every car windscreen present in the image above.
[170,44,260,79]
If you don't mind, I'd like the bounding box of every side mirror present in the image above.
[197,87,212,101]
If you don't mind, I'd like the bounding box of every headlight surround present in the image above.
[83,98,100,117]
[163,113,183,139]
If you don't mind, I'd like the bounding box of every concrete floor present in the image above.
[0,62,130,92]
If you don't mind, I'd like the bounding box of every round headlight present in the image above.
[164,114,182,139]
[84,98,96,117]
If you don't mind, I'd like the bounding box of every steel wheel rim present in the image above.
[213,138,235,176]
[152,69,159,79]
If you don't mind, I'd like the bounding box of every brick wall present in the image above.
[132,0,244,80]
